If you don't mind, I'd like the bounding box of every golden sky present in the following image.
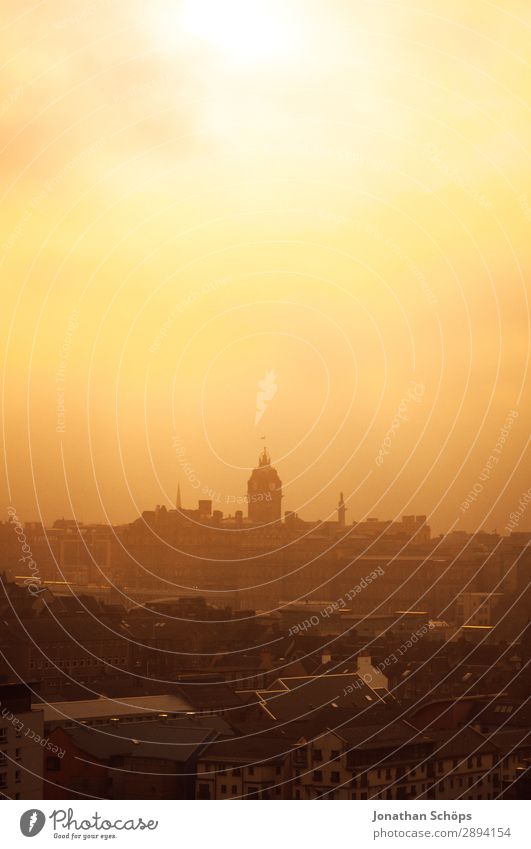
[1,0,529,533]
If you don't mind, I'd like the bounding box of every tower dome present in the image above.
[247,448,282,524]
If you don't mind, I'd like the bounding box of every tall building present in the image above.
[338,492,346,527]
[247,447,282,524]
[0,683,44,799]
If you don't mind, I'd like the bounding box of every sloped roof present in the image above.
[66,719,215,763]
[36,693,193,723]
[259,673,389,722]
[427,726,500,758]
[198,734,291,765]
[336,720,432,751]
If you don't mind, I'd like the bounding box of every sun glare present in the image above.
[180,0,293,65]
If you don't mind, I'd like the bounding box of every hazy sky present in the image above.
[1,0,529,533]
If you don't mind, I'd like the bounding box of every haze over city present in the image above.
[0,0,529,822]
[1,0,529,534]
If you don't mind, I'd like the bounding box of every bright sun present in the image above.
[180,0,293,65]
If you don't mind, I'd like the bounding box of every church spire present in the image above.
[176,483,182,510]
[259,446,271,466]
[338,492,346,527]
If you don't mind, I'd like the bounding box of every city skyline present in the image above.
[1,1,529,538]
[5,440,529,537]
[0,0,528,818]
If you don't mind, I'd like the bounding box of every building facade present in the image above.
[247,448,282,524]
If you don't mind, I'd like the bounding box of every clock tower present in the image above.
[247,447,282,524]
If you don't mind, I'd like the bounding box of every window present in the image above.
[0,772,7,790]
[231,785,237,794]
[313,770,323,782]
[476,756,482,768]
[15,748,22,761]
[467,757,473,769]
[0,730,6,743]
[232,768,241,776]
[247,766,254,776]
[331,750,340,760]
[313,749,323,761]
[220,784,227,794]
[293,747,307,766]
[385,768,391,780]
[47,757,61,772]
[331,772,340,783]
[15,770,21,784]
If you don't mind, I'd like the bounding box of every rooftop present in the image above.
[36,693,193,724]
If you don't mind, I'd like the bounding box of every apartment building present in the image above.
[0,683,44,799]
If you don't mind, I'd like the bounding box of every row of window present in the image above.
[293,789,497,801]
[438,755,486,772]
[312,770,341,783]
[0,728,24,742]
[202,765,282,777]
[197,773,506,800]
[309,765,491,787]
[312,749,341,762]
[0,769,21,787]
[214,784,283,797]
[201,757,491,783]
[0,748,22,763]
[29,657,126,669]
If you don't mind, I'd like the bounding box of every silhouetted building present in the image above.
[0,683,44,799]
[247,447,282,524]
[338,492,346,527]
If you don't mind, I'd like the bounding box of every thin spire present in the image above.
[176,483,182,510]
[338,492,346,526]
[259,445,270,466]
